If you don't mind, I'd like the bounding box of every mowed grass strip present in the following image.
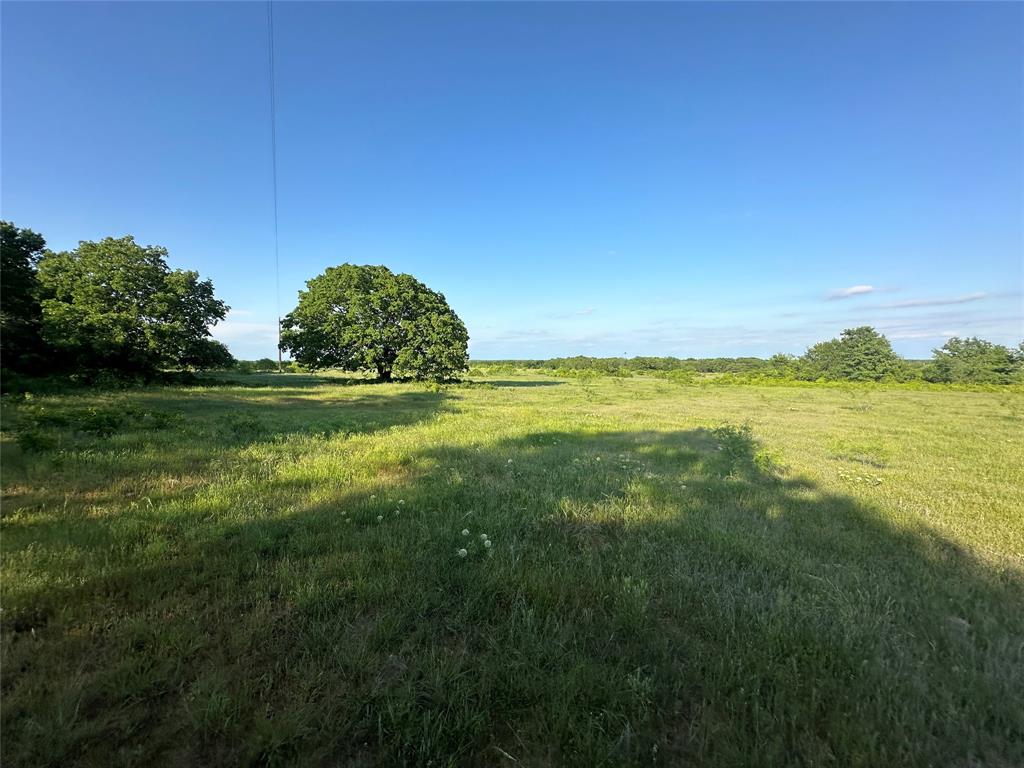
[2,374,1022,766]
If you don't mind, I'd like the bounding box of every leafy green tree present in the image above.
[280,264,468,381]
[186,339,236,371]
[801,326,908,381]
[922,337,1021,384]
[37,236,228,375]
[1,221,50,372]
[766,353,800,378]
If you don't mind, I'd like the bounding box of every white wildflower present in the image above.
[462,529,470,536]
[457,548,468,558]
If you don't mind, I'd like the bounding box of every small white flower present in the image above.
[376,515,383,522]
[461,529,470,536]
[484,539,492,548]
[507,458,514,464]
[457,548,468,558]
[370,494,376,499]
[479,533,488,541]
[398,499,405,505]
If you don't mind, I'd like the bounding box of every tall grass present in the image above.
[2,373,1022,766]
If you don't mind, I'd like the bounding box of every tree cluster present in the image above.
[780,328,1022,384]
[797,326,910,381]
[921,337,1023,385]
[1,221,231,382]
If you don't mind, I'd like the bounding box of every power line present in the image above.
[266,0,282,371]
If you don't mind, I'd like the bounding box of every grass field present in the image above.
[2,373,1022,766]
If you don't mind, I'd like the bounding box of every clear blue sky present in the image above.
[3,1,1022,360]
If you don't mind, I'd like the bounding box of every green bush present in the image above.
[799,327,910,382]
[922,337,1022,384]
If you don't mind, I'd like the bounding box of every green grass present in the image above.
[2,373,1022,766]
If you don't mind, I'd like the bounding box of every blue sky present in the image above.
[3,1,1022,360]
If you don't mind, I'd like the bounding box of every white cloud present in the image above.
[873,292,987,309]
[827,285,875,300]
[212,320,278,345]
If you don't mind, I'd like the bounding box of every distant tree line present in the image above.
[2,221,231,386]
[475,327,1024,385]
[4,220,1017,387]
[486,355,769,376]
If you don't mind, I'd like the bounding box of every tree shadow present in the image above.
[3,425,1021,766]
[481,380,565,388]
[194,372,332,389]
[0,388,450,534]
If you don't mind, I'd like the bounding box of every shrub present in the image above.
[801,327,909,381]
[922,337,1022,384]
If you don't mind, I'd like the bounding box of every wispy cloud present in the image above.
[872,292,987,309]
[885,329,958,340]
[827,285,875,300]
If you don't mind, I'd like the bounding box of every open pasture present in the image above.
[2,374,1022,766]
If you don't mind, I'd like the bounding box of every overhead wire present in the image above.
[266,0,282,370]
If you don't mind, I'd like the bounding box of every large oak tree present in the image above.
[280,264,468,381]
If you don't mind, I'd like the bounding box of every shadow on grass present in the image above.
[482,380,565,388]
[198,373,411,389]
[194,372,334,389]
[0,387,450,522]
[3,423,1022,766]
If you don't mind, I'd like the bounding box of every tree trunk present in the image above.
[377,365,393,382]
